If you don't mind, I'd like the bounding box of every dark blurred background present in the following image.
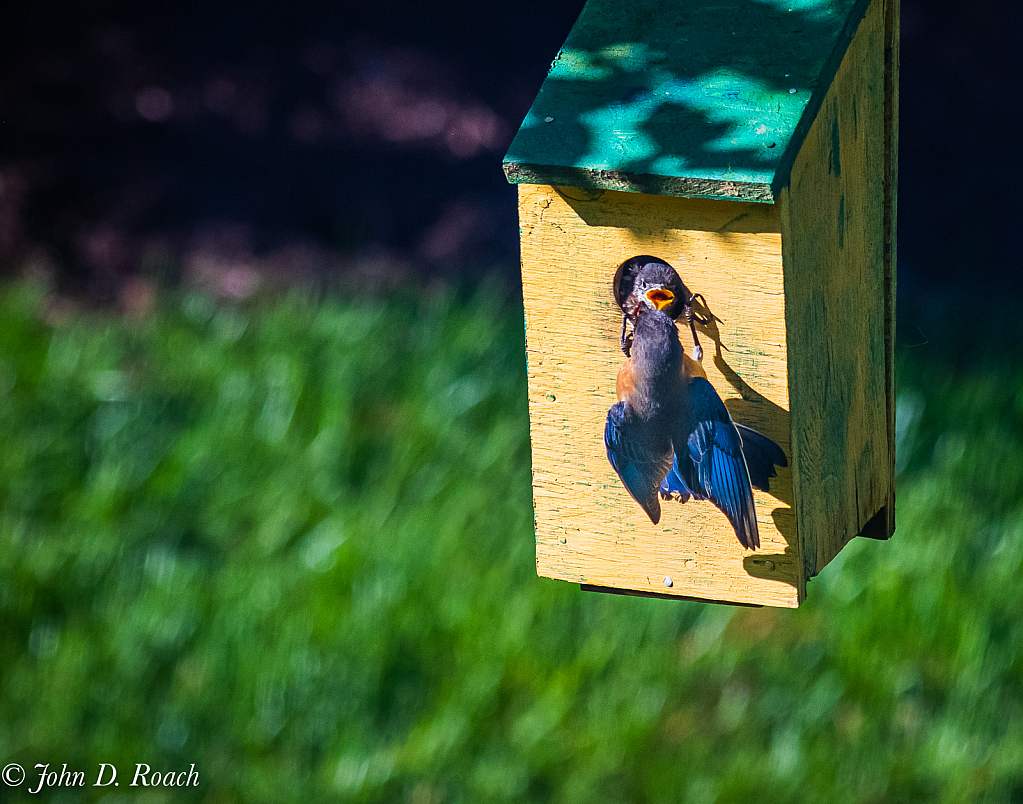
[1,0,1021,303]
[1,0,583,301]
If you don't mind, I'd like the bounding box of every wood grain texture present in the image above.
[518,184,802,608]
[777,0,894,578]
[503,0,869,203]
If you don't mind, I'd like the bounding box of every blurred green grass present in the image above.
[0,279,1021,803]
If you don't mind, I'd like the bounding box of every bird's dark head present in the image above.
[613,255,691,322]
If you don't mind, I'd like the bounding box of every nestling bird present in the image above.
[604,262,787,549]
[613,255,710,360]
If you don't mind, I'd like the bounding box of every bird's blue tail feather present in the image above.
[734,424,787,493]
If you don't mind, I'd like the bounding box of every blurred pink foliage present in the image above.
[332,47,509,159]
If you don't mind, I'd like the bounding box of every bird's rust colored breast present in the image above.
[615,359,634,402]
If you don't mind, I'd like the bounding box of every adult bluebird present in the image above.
[604,260,787,549]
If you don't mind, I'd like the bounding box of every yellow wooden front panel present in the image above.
[517,184,803,607]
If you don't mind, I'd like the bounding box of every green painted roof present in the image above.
[504,0,869,202]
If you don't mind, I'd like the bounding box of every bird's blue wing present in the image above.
[605,402,673,525]
[733,423,787,492]
[663,378,785,548]
[688,420,760,549]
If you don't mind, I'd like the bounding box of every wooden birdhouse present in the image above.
[504,0,899,607]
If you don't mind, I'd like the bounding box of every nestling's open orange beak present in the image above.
[645,288,675,311]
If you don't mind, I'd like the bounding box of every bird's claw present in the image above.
[688,293,710,324]
[684,293,708,361]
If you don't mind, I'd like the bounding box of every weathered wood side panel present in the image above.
[518,184,802,608]
[778,0,892,578]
